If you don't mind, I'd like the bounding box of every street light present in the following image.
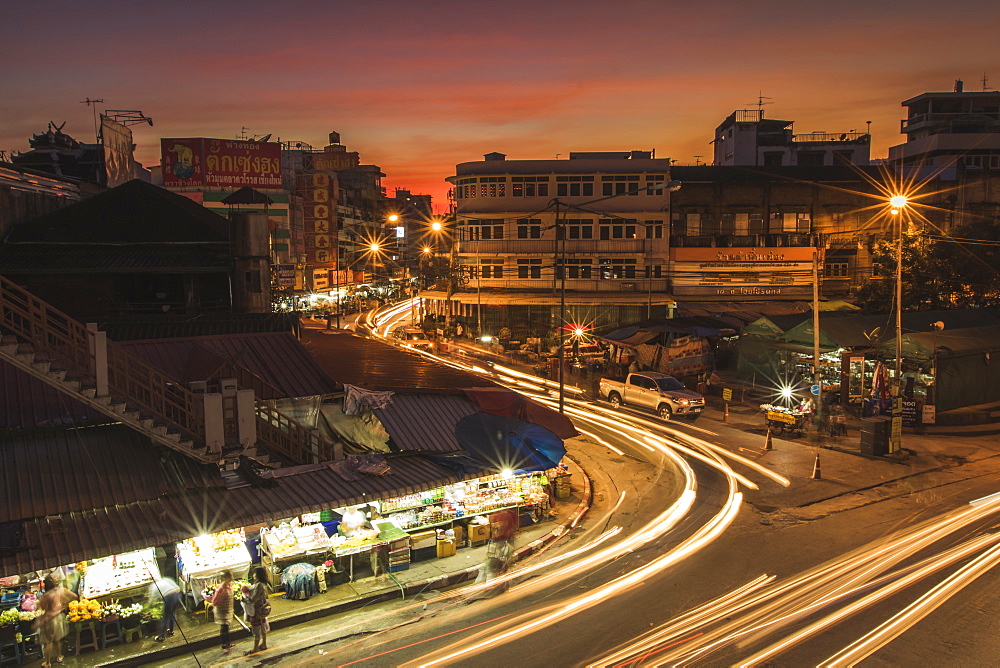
[888,194,908,453]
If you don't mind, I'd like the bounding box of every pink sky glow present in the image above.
[4,0,998,212]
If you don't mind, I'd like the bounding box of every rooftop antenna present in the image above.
[983,73,992,91]
[746,92,773,112]
[79,97,106,142]
[238,126,251,140]
[694,155,703,165]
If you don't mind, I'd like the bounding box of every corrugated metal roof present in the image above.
[0,244,230,273]
[121,332,340,399]
[2,448,480,575]
[5,179,230,243]
[375,394,479,453]
[300,329,499,393]
[0,424,222,525]
[97,313,300,341]
[0,361,112,429]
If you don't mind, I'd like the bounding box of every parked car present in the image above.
[598,372,705,421]
[393,326,434,351]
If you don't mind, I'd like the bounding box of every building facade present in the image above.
[888,81,1000,170]
[438,151,679,338]
[713,109,871,167]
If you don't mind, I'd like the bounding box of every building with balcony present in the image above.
[713,109,871,167]
[888,80,1000,169]
[433,151,678,339]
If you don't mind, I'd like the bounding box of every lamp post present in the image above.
[889,194,908,453]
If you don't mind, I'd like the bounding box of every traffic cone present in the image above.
[723,403,730,422]
[810,452,822,480]
[763,426,773,451]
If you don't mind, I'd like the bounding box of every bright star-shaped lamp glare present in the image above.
[780,386,794,400]
[889,195,908,208]
[387,214,399,222]
[573,328,585,337]
[369,243,380,252]
[501,468,513,478]
[431,221,443,231]
[422,246,432,254]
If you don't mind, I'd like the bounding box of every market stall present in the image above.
[79,548,160,601]
[380,472,550,539]
[176,529,252,602]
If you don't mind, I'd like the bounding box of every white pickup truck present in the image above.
[598,372,705,421]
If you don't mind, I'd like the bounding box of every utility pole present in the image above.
[556,199,566,414]
[812,249,823,422]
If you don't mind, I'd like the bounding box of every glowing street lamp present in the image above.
[888,193,908,452]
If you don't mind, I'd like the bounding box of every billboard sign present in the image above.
[670,247,817,298]
[100,115,137,188]
[161,138,282,188]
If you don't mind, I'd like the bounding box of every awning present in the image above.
[455,413,566,472]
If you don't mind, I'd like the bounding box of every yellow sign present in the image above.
[722,388,733,401]
[767,410,797,425]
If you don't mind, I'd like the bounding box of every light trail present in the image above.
[585,493,1000,667]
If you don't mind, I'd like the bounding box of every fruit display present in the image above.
[177,529,252,578]
[67,598,103,622]
[293,524,332,553]
[262,525,299,558]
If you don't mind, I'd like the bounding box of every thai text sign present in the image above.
[303,171,339,266]
[161,138,282,188]
[670,247,818,298]
[766,410,798,425]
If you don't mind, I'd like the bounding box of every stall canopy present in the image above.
[455,413,566,472]
[600,316,742,346]
[879,324,1000,412]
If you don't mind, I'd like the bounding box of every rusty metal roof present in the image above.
[299,329,498,393]
[0,361,113,429]
[375,394,479,453]
[121,332,340,399]
[0,424,222,526]
[2,436,479,574]
[97,313,300,341]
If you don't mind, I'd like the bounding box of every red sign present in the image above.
[161,138,282,188]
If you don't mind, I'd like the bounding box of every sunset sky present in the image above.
[4,0,998,212]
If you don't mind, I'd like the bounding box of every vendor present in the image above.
[338,507,372,539]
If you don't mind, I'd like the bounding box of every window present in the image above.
[771,212,811,233]
[645,264,663,278]
[734,213,750,236]
[517,218,542,239]
[563,218,593,239]
[517,258,542,279]
[599,218,638,240]
[644,220,664,239]
[685,213,702,236]
[557,258,593,279]
[599,258,637,279]
[601,174,641,196]
[466,219,504,240]
[481,259,504,279]
[763,152,784,166]
[556,176,594,197]
[825,262,849,277]
[511,176,549,197]
[796,151,825,167]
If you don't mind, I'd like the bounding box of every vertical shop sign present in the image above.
[303,172,338,268]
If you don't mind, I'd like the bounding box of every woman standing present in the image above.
[37,575,77,667]
[209,570,235,654]
[245,567,271,655]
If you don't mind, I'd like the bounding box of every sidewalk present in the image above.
[72,469,591,667]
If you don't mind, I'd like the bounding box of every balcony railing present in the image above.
[670,233,818,248]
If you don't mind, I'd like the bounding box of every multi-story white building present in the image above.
[435,151,678,338]
[888,81,1000,169]
[713,109,870,167]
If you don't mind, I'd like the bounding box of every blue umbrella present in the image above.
[455,413,566,472]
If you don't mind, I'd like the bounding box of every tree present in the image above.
[854,220,1000,311]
